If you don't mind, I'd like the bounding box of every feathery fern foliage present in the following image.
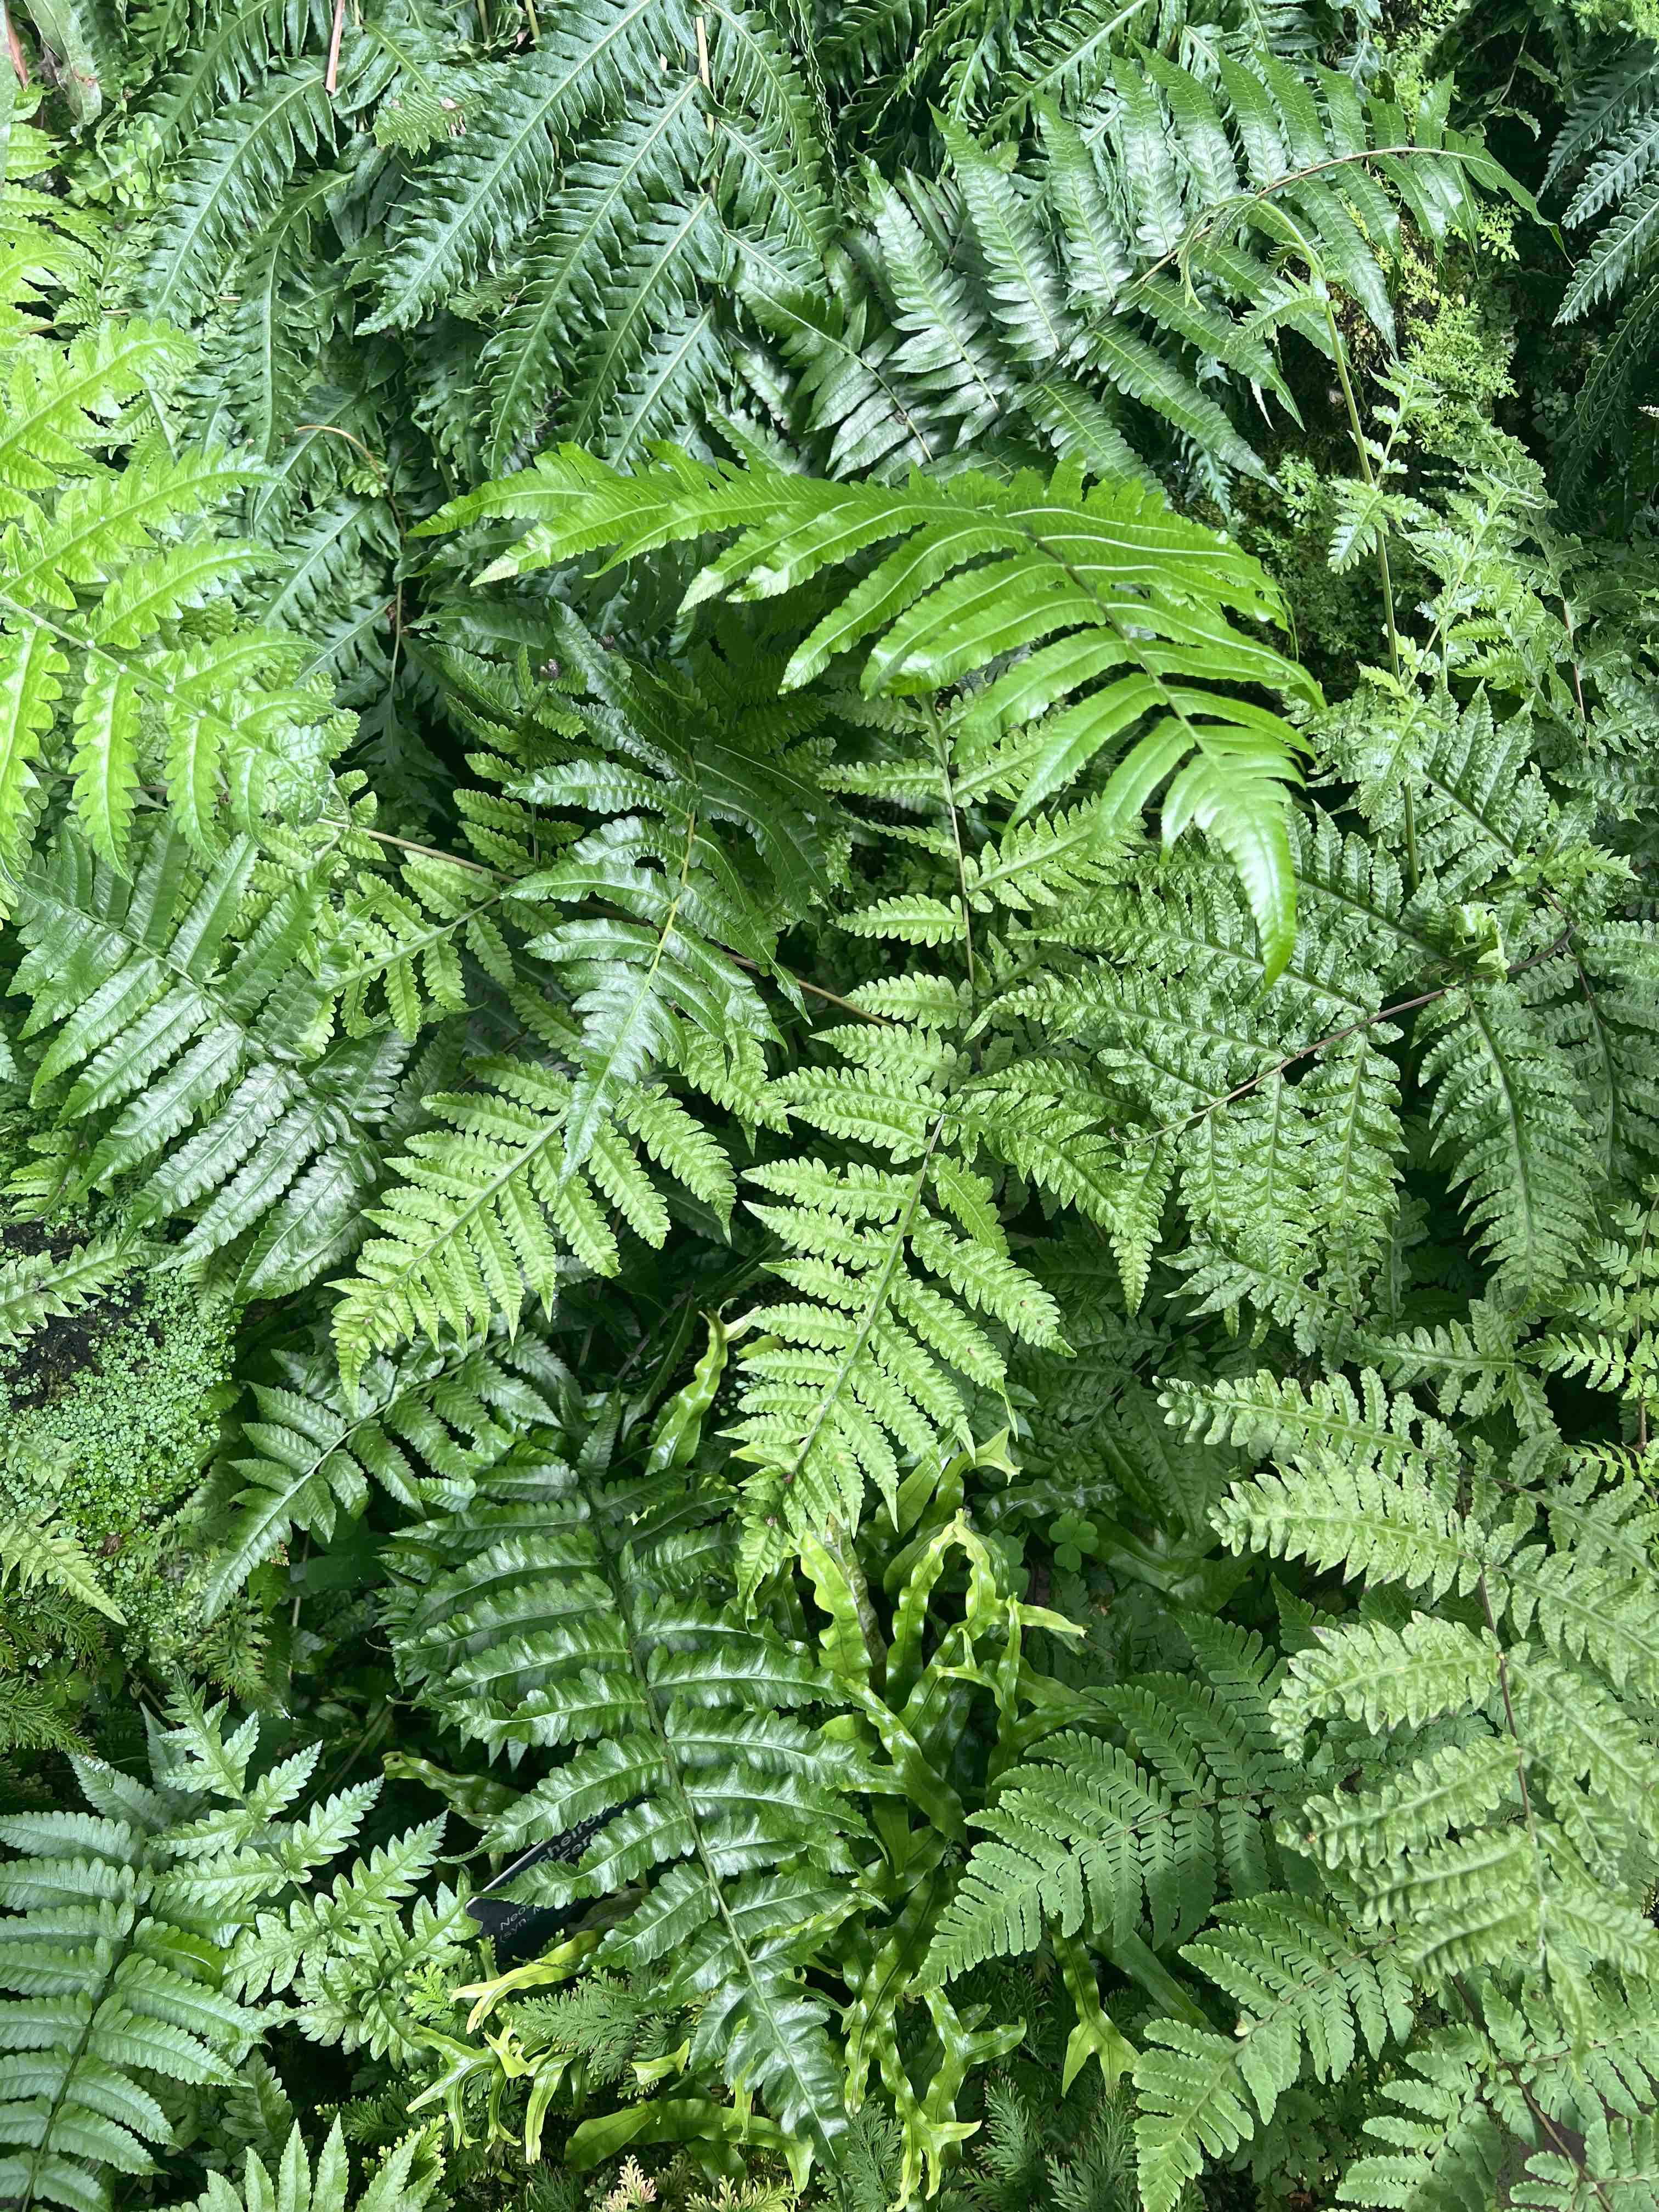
[0,1695,442,2212]
[3,8,1656,2212]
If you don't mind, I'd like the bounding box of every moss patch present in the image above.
[1,1251,237,1667]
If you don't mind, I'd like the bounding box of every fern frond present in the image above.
[12,827,403,1293]
[197,1328,562,1622]
[369,0,687,332]
[1135,1900,1412,2212]
[0,1699,393,2212]
[436,448,1316,973]
[164,2119,439,2212]
[0,1511,126,1622]
[923,1624,1289,1983]
[0,1233,129,1347]
[384,1384,854,2164]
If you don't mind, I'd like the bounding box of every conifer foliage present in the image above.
[2,5,1658,2212]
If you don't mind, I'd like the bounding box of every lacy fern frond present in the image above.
[1188,1367,1659,1995]
[0,1696,395,2212]
[1133,1900,1413,2212]
[330,605,838,1378]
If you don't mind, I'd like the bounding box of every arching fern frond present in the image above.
[10,826,409,1297]
[196,1325,566,1623]
[435,447,1317,973]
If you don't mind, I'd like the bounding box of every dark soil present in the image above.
[1,1217,144,1410]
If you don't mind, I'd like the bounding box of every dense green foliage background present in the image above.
[3,1,1659,2208]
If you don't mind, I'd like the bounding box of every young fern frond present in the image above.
[162,2120,439,2212]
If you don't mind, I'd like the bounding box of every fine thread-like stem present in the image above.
[1323,294,1417,890]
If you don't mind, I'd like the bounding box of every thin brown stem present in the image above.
[3,2,28,86]
[729,954,895,1025]
[324,0,348,93]
[1448,1976,1616,2211]
[358,825,505,876]
[1322,293,1415,889]
[1136,927,1575,1149]
[1135,144,1503,291]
